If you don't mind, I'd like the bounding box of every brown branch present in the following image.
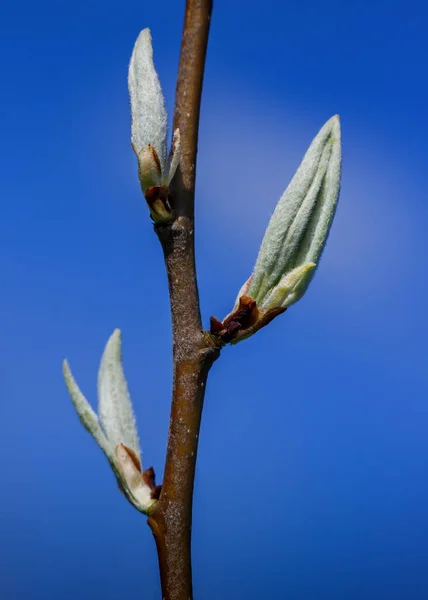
[169,0,213,219]
[147,2,216,599]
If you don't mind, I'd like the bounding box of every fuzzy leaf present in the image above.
[249,115,341,304]
[261,262,316,310]
[129,28,167,169]
[63,360,113,459]
[97,330,141,462]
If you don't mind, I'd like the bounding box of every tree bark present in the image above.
[147,2,216,599]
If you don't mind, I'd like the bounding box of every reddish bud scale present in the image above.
[210,296,259,342]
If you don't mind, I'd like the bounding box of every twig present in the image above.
[147,2,216,599]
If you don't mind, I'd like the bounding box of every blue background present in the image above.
[1,0,428,598]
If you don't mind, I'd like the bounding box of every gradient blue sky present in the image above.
[1,1,428,598]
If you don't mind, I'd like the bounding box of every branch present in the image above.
[147,2,216,599]
[170,0,213,219]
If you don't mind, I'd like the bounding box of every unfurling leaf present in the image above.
[129,29,181,222]
[63,330,157,514]
[210,115,341,344]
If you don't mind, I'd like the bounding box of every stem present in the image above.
[147,2,215,599]
[169,0,213,219]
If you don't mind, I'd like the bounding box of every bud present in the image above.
[129,29,181,222]
[210,115,341,344]
[63,329,158,514]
